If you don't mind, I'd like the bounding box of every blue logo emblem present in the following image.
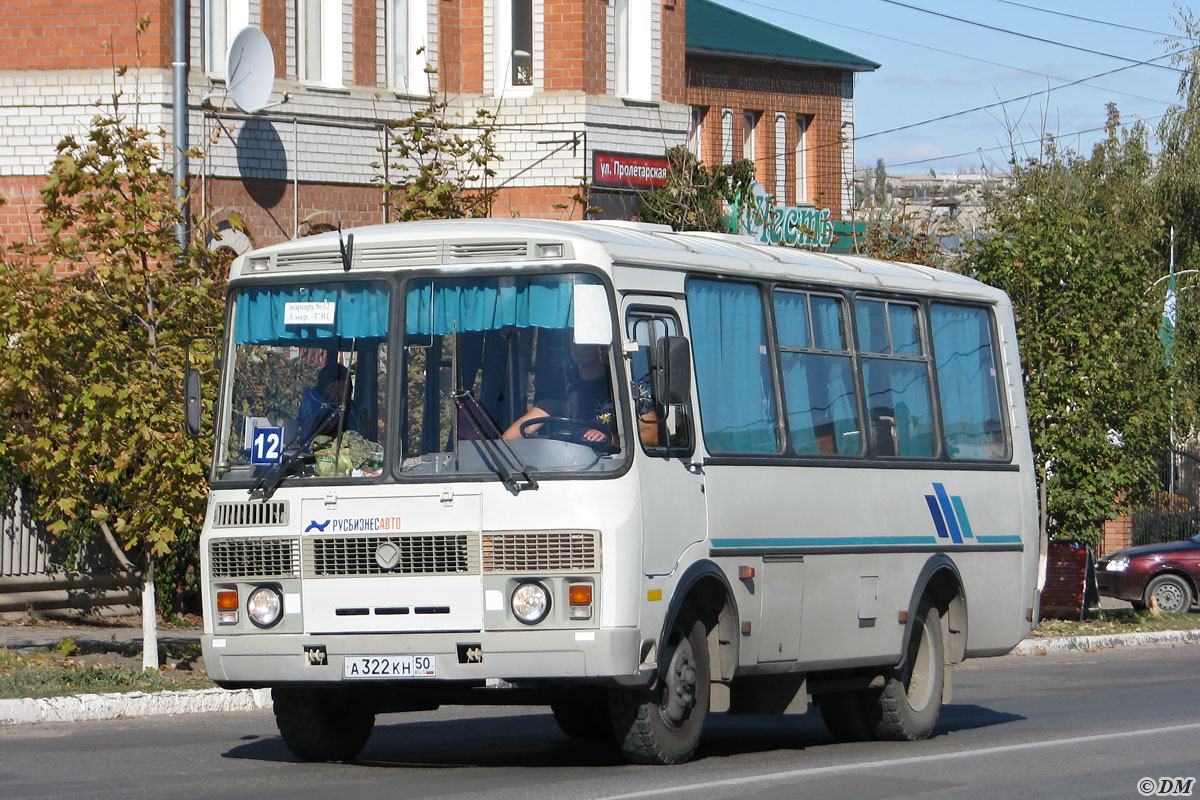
[305,519,331,533]
[925,483,974,544]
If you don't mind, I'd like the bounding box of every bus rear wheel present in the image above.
[609,614,710,765]
[864,603,945,741]
[272,686,375,762]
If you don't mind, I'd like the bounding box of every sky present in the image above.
[719,0,1193,175]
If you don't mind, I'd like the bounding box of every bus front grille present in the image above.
[482,531,599,573]
[209,536,300,579]
[303,533,479,577]
[212,500,290,528]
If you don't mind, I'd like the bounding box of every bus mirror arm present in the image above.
[183,335,217,438]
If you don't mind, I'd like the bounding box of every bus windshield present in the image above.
[400,273,625,478]
[213,272,624,484]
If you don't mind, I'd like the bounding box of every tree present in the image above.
[378,72,502,221]
[638,146,756,232]
[967,107,1169,545]
[873,158,888,207]
[0,88,228,669]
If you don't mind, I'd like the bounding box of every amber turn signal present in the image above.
[217,589,239,610]
[568,584,593,606]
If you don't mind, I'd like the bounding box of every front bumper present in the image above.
[203,626,645,687]
[1094,566,1145,602]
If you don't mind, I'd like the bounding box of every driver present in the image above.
[503,342,614,445]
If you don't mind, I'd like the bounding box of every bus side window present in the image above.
[627,313,691,453]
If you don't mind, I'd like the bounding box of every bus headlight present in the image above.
[246,586,284,628]
[511,582,550,624]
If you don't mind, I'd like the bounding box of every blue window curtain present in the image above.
[888,304,921,355]
[862,360,935,457]
[931,303,1006,460]
[810,295,845,350]
[773,291,810,348]
[405,276,582,335]
[234,282,390,345]
[687,279,779,454]
[855,299,889,353]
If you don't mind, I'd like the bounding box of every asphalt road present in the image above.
[1,643,1196,800]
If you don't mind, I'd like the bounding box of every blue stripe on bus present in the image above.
[932,483,963,543]
[975,535,1023,544]
[925,494,950,539]
[711,536,939,548]
[951,495,975,539]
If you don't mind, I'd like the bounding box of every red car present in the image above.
[1095,534,1200,614]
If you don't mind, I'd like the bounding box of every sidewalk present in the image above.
[3,620,1200,726]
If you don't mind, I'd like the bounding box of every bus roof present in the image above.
[229,218,1006,304]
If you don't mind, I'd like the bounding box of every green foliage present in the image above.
[852,207,948,267]
[379,74,501,221]
[638,146,756,232]
[967,107,1169,545]
[0,645,212,699]
[0,99,229,614]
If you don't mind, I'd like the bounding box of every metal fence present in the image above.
[1131,449,1200,547]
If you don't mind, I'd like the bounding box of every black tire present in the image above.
[1145,574,1194,614]
[609,614,710,765]
[551,687,615,741]
[863,604,945,741]
[272,687,375,762]
[815,690,877,743]
[1129,600,1147,612]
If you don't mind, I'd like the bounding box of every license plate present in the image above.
[343,655,435,679]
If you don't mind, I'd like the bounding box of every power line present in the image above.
[726,0,1176,108]
[876,0,1185,73]
[990,0,1183,39]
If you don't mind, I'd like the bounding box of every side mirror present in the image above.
[652,335,691,406]
[184,367,202,438]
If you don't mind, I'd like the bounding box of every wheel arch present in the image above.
[901,555,968,667]
[661,560,740,682]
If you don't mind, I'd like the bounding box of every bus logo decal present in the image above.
[925,483,974,544]
[305,519,331,533]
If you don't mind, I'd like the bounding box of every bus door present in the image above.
[622,298,706,576]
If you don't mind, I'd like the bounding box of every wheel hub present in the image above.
[661,637,697,728]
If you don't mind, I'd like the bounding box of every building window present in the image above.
[388,0,428,94]
[204,0,250,74]
[615,0,651,101]
[688,107,706,158]
[796,115,810,203]
[494,0,534,93]
[721,108,733,165]
[298,0,343,87]
[774,113,786,201]
[743,111,758,164]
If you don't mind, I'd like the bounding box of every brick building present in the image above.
[0,0,876,254]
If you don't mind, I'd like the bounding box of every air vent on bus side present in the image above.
[358,243,441,267]
[482,531,599,573]
[449,241,529,260]
[275,252,343,270]
[213,500,290,528]
[209,536,301,579]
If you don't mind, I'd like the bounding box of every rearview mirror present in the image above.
[652,335,691,406]
[184,367,202,438]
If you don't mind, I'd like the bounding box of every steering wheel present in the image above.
[519,416,609,447]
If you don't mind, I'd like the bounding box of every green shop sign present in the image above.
[729,182,834,249]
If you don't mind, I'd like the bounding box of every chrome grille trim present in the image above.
[482,531,600,573]
[303,533,479,577]
[209,536,300,579]
[213,500,290,528]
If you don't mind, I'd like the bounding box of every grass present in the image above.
[1030,608,1200,638]
[0,638,214,700]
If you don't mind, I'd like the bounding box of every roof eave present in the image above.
[687,46,880,73]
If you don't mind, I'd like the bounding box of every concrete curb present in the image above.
[0,687,272,726]
[2,630,1198,726]
[1008,628,1200,655]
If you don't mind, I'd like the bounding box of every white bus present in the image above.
[192,218,1040,765]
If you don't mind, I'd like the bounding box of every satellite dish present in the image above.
[226,26,275,113]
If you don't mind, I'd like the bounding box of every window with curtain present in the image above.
[855,298,935,457]
[796,115,810,203]
[387,0,428,94]
[688,107,706,158]
[930,303,1008,460]
[721,109,733,165]
[774,114,787,201]
[615,0,651,100]
[743,111,759,163]
[774,290,861,456]
[686,279,779,454]
[297,0,342,87]
[512,0,534,86]
[204,0,250,74]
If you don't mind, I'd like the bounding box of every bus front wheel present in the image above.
[272,686,375,762]
[609,614,710,765]
[865,603,945,741]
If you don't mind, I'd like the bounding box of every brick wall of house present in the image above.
[0,0,172,71]
[687,56,847,218]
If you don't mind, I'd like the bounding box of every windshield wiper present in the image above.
[453,389,539,494]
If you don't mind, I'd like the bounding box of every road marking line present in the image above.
[593,722,1200,799]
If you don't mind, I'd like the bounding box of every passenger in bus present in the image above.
[503,342,615,446]
[296,361,367,443]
